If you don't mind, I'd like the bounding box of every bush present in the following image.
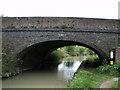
[86,49,96,55]
[96,64,120,77]
[65,46,77,56]
[46,49,68,62]
[79,47,85,54]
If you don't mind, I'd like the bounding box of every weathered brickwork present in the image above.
[2,17,119,30]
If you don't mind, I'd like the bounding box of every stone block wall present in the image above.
[115,47,120,63]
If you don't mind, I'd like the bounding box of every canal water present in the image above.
[2,60,82,88]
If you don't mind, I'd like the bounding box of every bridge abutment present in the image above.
[115,47,120,63]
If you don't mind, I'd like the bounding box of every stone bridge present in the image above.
[2,17,120,76]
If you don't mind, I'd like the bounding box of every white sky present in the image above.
[0,0,120,19]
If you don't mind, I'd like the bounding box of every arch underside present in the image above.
[17,40,108,70]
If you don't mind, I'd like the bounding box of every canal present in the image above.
[2,60,82,88]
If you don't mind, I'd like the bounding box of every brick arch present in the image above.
[17,39,108,70]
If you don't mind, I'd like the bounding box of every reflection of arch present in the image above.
[17,40,108,70]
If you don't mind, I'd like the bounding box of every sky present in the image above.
[0,0,120,19]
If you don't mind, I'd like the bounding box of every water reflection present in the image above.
[58,61,81,82]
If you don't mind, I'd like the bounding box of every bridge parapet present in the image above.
[2,17,119,31]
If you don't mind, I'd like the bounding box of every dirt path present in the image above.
[100,77,119,88]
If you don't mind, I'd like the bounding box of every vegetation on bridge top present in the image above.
[5,24,75,29]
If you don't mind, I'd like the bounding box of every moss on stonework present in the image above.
[2,47,19,76]
[5,24,75,29]
[6,24,15,29]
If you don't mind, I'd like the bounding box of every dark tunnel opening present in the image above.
[17,40,108,71]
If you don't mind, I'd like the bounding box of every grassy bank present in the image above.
[67,70,113,88]
[68,64,120,88]
[111,81,119,88]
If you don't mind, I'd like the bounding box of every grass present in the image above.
[68,64,120,88]
[110,81,119,88]
[67,70,113,88]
